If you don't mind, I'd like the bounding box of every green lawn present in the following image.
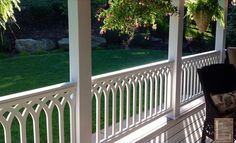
[0,49,168,96]
[0,49,168,142]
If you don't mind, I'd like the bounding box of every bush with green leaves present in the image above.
[20,0,66,19]
[97,0,177,44]
[0,36,11,52]
[0,0,20,32]
[227,6,236,47]
[58,0,107,18]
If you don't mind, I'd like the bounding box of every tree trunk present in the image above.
[123,37,133,50]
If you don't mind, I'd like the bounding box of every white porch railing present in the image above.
[91,60,173,143]
[180,51,220,105]
[0,51,221,143]
[0,83,76,143]
[91,50,221,143]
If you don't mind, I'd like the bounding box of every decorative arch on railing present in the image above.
[91,61,173,142]
[0,83,76,143]
[181,51,221,105]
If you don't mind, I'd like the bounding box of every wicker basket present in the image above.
[193,10,211,33]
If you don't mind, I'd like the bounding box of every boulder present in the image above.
[15,39,56,53]
[92,35,106,48]
[58,38,69,50]
[57,36,106,50]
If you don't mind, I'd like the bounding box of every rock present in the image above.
[58,36,106,50]
[92,35,106,48]
[15,39,56,53]
[58,38,69,50]
[150,37,162,44]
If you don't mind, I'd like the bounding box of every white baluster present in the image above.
[132,83,137,125]
[138,81,143,122]
[126,84,130,128]
[149,77,154,117]
[104,91,109,139]
[95,95,100,143]
[144,79,148,119]
[159,76,163,112]
[119,87,124,132]
[58,107,65,143]
[111,88,117,135]
[154,76,159,115]
[3,124,11,143]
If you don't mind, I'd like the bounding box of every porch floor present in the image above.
[145,107,210,143]
[114,100,215,143]
[131,101,223,143]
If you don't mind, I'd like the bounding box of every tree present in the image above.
[0,0,21,33]
[97,0,177,48]
[227,6,236,47]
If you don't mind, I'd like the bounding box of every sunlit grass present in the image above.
[0,49,168,96]
[0,49,169,142]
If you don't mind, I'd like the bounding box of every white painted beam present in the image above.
[215,0,228,62]
[168,0,185,119]
[68,0,92,142]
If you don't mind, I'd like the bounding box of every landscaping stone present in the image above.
[58,38,69,50]
[58,36,106,50]
[150,37,162,44]
[92,35,106,48]
[15,39,56,53]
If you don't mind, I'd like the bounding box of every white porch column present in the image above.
[215,0,228,62]
[168,0,185,119]
[68,0,92,143]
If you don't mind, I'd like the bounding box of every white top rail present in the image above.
[182,50,220,61]
[0,82,76,104]
[92,60,174,82]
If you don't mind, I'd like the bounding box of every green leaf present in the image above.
[97,0,177,40]
[0,0,21,31]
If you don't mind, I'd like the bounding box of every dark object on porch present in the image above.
[197,64,236,142]
[228,47,236,69]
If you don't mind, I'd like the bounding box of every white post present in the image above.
[168,0,184,119]
[215,0,228,63]
[68,0,92,143]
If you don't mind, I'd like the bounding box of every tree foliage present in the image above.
[0,0,20,32]
[227,6,236,46]
[97,0,177,40]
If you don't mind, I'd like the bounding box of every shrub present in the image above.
[0,52,8,59]
[0,36,12,52]
[227,6,236,47]
[18,51,31,57]
[150,17,170,42]
[130,34,151,48]
[20,0,66,19]
[104,30,125,45]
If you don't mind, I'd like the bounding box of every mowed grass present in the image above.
[0,49,168,96]
[0,49,168,142]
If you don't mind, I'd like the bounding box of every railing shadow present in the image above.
[145,109,212,143]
